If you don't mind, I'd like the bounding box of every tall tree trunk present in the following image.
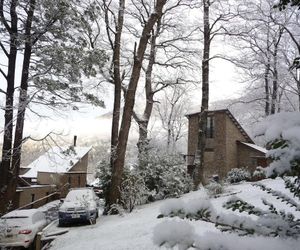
[10,0,36,210]
[0,0,18,214]
[108,0,166,210]
[110,0,125,168]
[103,0,125,209]
[264,18,271,117]
[135,18,161,167]
[194,0,210,189]
[297,80,300,111]
[264,62,270,116]
[270,29,282,115]
[270,63,278,114]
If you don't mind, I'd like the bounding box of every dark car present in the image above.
[58,188,99,226]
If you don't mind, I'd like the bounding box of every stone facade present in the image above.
[186,109,266,179]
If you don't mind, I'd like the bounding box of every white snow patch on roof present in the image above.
[21,146,91,179]
[240,142,267,154]
[185,105,201,116]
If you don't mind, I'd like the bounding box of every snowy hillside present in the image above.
[49,178,300,250]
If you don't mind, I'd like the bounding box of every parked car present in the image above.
[58,188,99,226]
[0,209,47,249]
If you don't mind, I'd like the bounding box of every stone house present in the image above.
[186,109,267,179]
[17,145,91,208]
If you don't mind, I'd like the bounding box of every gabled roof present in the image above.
[239,142,267,154]
[21,146,92,179]
[185,108,254,143]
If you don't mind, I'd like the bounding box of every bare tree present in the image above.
[101,0,126,171]
[193,0,242,188]
[107,0,167,211]
[227,0,299,115]
[156,86,191,151]
[131,0,199,166]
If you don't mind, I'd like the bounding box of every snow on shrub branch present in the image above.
[156,195,298,238]
[154,183,300,249]
[254,112,300,176]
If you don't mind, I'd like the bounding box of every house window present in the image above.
[31,194,35,208]
[31,194,35,202]
[78,175,81,186]
[68,175,71,186]
[251,158,257,166]
[206,116,214,138]
[46,192,49,203]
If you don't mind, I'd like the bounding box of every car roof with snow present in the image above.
[1,209,40,218]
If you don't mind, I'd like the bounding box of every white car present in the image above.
[59,188,99,226]
[0,209,47,248]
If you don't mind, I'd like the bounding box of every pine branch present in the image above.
[253,183,300,211]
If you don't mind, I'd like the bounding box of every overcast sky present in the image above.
[0,43,243,143]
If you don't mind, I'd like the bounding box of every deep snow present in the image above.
[49,178,300,250]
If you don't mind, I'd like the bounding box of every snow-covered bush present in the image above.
[284,177,300,200]
[254,112,300,178]
[226,167,251,183]
[154,183,300,249]
[252,166,266,181]
[95,159,140,212]
[107,203,125,216]
[120,173,149,212]
[137,149,193,200]
[153,220,195,249]
[95,159,111,200]
[205,181,224,196]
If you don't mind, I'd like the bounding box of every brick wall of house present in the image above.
[70,154,89,172]
[37,172,87,197]
[187,115,198,166]
[187,112,230,178]
[209,112,227,178]
[17,185,56,208]
[225,115,249,175]
[237,143,266,172]
[186,110,257,179]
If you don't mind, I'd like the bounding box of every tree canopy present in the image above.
[275,0,300,9]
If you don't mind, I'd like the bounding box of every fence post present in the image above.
[36,232,42,250]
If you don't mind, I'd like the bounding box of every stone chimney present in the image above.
[73,135,77,147]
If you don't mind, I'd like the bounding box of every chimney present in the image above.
[73,135,77,147]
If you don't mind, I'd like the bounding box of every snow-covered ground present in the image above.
[49,178,300,250]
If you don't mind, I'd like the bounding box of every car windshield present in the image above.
[65,189,93,202]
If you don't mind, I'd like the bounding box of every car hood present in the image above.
[60,200,95,210]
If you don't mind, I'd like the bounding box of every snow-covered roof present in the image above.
[240,142,267,154]
[185,107,230,116]
[21,146,92,179]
